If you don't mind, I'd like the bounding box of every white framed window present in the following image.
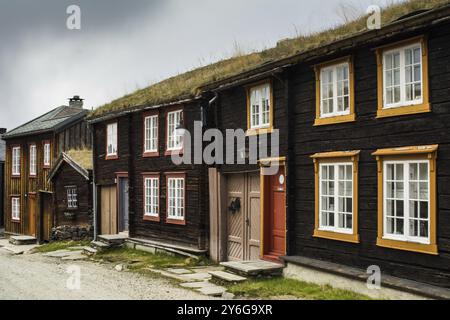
[249,83,271,129]
[29,144,36,176]
[320,62,351,118]
[11,197,20,221]
[43,142,51,167]
[66,186,78,209]
[383,42,423,109]
[383,160,430,244]
[12,146,20,176]
[106,122,118,157]
[319,162,354,234]
[166,110,183,151]
[144,115,158,153]
[167,177,185,220]
[144,177,159,217]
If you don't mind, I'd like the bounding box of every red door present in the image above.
[266,168,286,259]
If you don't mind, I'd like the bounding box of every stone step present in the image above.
[91,241,111,251]
[9,235,37,246]
[209,270,247,284]
[97,234,128,246]
[83,246,98,256]
[197,285,227,297]
[220,260,284,278]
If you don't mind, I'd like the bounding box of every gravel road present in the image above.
[0,248,212,300]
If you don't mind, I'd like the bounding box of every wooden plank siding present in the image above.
[3,119,90,238]
[289,25,450,287]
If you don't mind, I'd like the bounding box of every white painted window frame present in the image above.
[166,110,183,151]
[144,115,158,153]
[383,160,430,245]
[12,146,20,176]
[106,122,118,156]
[11,197,20,221]
[320,62,351,118]
[144,177,159,217]
[29,144,37,176]
[249,83,271,129]
[382,42,423,109]
[66,186,78,209]
[167,177,185,220]
[43,142,51,167]
[319,162,354,235]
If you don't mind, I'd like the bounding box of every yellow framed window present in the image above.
[373,145,438,255]
[246,81,273,135]
[376,36,430,118]
[311,151,360,243]
[314,56,355,126]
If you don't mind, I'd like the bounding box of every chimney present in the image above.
[0,128,6,135]
[69,95,84,108]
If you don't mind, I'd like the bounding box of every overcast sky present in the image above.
[0,0,402,130]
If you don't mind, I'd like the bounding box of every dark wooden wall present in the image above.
[217,76,288,174]
[53,163,92,227]
[58,119,92,152]
[290,25,450,287]
[129,102,208,249]
[0,161,4,228]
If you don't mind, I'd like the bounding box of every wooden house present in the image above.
[48,149,93,240]
[88,99,210,252]
[0,128,6,228]
[1,96,91,242]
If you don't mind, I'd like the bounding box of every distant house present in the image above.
[48,149,93,241]
[1,96,91,242]
[0,128,6,228]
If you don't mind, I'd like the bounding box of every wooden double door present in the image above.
[227,173,261,261]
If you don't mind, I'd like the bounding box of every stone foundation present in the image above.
[51,225,93,241]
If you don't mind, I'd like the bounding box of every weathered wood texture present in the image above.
[52,162,92,227]
[3,118,90,236]
[290,26,450,287]
[0,161,4,227]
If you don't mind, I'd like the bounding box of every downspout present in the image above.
[89,123,97,241]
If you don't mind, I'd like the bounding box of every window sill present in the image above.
[105,154,118,160]
[11,219,20,223]
[144,215,160,222]
[43,165,51,169]
[165,149,183,157]
[143,151,159,158]
[314,114,356,126]
[246,127,273,136]
[166,218,186,226]
[313,230,359,244]
[377,237,438,255]
[376,103,431,119]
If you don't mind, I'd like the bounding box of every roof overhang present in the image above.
[47,152,91,182]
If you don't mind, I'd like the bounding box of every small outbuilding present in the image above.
[48,149,93,241]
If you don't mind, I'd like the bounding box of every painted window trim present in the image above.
[43,140,51,168]
[311,150,360,243]
[246,80,274,136]
[11,197,20,222]
[66,186,78,209]
[165,172,186,225]
[29,143,37,178]
[143,173,160,222]
[165,109,184,155]
[143,111,159,158]
[11,145,21,177]
[376,36,430,119]
[372,145,438,255]
[105,122,118,160]
[314,56,356,126]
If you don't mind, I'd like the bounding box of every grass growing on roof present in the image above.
[226,277,371,300]
[90,0,450,118]
[34,240,91,253]
[66,148,93,170]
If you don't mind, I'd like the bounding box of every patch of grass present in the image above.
[94,247,210,271]
[89,0,450,118]
[34,240,91,253]
[227,277,371,300]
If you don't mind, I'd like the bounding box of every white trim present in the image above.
[166,110,183,151]
[66,186,78,209]
[167,177,185,220]
[12,146,20,176]
[382,41,423,109]
[382,160,431,245]
[144,115,158,153]
[11,197,20,221]
[318,162,354,235]
[249,83,271,129]
[144,177,159,217]
[106,122,118,156]
[29,144,37,176]
[319,62,351,118]
[43,142,51,167]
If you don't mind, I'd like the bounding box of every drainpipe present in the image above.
[90,123,97,241]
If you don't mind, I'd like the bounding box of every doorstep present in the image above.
[282,255,450,300]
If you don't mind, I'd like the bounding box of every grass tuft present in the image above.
[34,240,91,253]
[227,277,371,300]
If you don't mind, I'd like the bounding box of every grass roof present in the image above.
[89,0,450,118]
[66,148,93,170]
